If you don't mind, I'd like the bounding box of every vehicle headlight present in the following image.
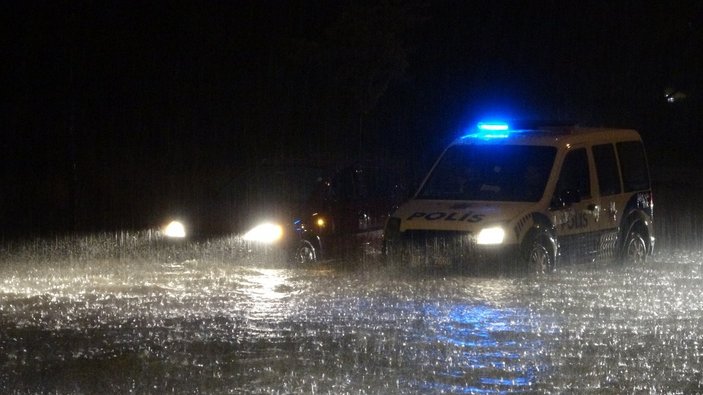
[476,226,505,245]
[243,223,284,243]
[163,220,187,238]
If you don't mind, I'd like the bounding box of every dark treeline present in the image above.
[2,1,701,236]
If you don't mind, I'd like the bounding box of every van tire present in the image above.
[524,239,554,274]
[622,229,647,265]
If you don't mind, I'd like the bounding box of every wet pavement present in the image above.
[1,247,702,394]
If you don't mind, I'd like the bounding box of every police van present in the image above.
[383,121,654,273]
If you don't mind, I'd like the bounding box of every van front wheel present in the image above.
[622,230,647,265]
[523,239,554,274]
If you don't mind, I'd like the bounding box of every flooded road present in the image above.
[1,244,702,393]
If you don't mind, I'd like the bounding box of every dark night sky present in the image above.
[2,1,702,235]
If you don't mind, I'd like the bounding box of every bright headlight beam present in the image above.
[243,223,283,243]
[476,226,505,245]
[163,221,186,238]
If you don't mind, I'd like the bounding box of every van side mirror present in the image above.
[553,189,581,208]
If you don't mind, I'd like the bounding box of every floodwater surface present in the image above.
[1,244,702,394]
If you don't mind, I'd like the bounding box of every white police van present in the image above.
[384,121,654,273]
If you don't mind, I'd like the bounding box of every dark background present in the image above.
[2,1,702,236]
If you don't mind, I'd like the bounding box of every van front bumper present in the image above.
[384,230,522,270]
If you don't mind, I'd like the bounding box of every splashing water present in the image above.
[1,232,702,393]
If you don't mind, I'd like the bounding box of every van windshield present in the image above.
[418,144,557,202]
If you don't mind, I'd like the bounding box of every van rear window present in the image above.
[617,141,650,192]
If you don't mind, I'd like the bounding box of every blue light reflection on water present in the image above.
[428,304,547,393]
[412,302,548,393]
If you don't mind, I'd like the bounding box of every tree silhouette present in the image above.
[253,1,417,162]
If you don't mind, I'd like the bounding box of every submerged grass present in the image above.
[0,230,286,266]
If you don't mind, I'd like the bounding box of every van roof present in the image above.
[455,123,642,147]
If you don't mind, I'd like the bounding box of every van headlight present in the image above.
[243,223,284,243]
[476,226,505,245]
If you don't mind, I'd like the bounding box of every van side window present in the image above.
[593,144,622,196]
[617,141,650,192]
[556,148,590,198]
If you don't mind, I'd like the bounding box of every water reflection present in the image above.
[409,301,546,393]
[1,247,703,393]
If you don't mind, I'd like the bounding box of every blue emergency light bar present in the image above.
[461,122,512,140]
[462,120,576,140]
[477,122,510,131]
